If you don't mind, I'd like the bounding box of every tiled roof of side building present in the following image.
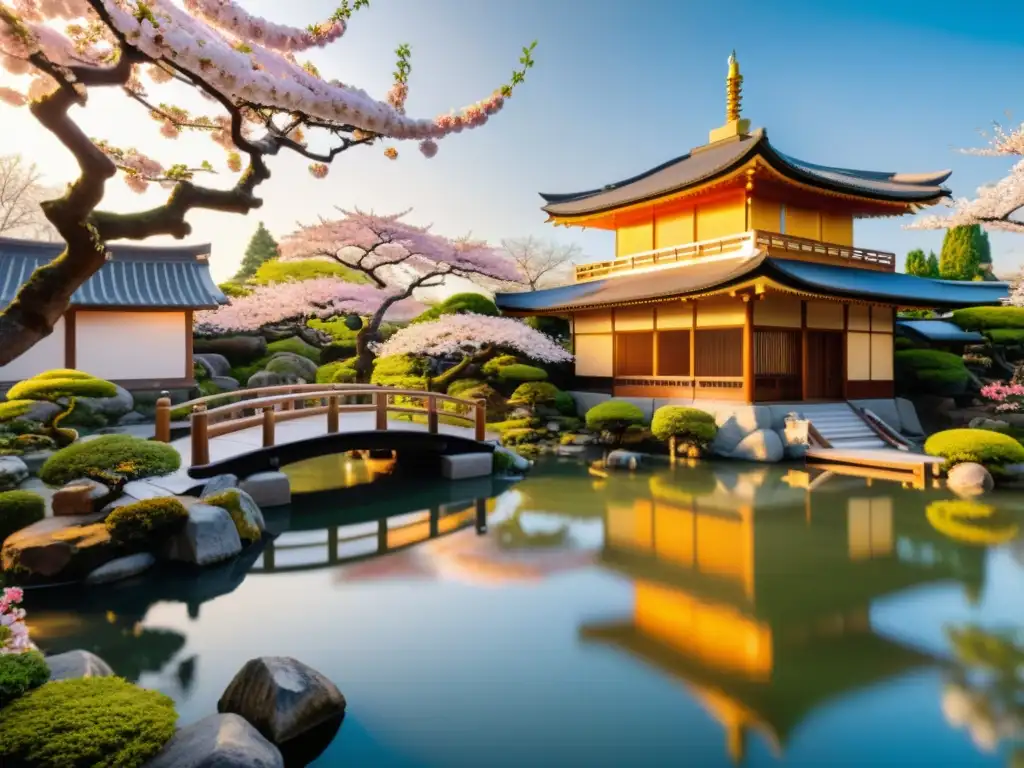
[539,129,952,218]
[0,237,227,309]
[494,256,1008,313]
[895,319,986,344]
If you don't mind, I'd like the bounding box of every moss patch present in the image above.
[106,498,188,547]
[482,355,520,377]
[203,490,260,544]
[0,491,45,545]
[40,435,181,486]
[0,676,177,768]
[0,651,50,708]
[371,354,428,390]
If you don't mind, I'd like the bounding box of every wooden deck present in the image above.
[805,447,944,490]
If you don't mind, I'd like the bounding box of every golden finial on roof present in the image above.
[726,50,743,123]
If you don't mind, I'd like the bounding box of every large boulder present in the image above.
[211,375,241,393]
[194,335,268,364]
[729,429,785,463]
[46,649,114,681]
[265,352,318,383]
[218,657,347,747]
[147,713,284,768]
[75,383,135,420]
[202,473,239,497]
[0,514,115,581]
[86,552,156,585]
[946,462,995,497]
[711,406,773,455]
[20,400,62,423]
[247,370,304,390]
[0,455,29,491]
[163,503,242,566]
[194,353,232,378]
[238,473,290,510]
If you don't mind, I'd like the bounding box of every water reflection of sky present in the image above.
[30,458,1024,767]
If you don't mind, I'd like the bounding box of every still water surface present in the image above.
[25,455,1024,767]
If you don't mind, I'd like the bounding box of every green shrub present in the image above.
[924,428,1024,472]
[320,340,358,363]
[29,370,96,381]
[455,383,507,421]
[952,307,1024,331]
[265,336,321,363]
[229,359,269,386]
[105,498,188,546]
[196,380,221,398]
[501,427,548,446]
[0,676,178,768]
[508,381,559,406]
[651,406,718,449]
[217,281,252,298]
[894,336,917,350]
[447,378,485,397]
[371,354,428,390]
[192,361,209,382]
[554,390,576,416]
[524,315,570,339]
[498,364,548,383]
[482,355,520,377]
[894,349,971,396]
[0,400,35,422]
[40,435,181,486]
[7,373,117,402]
[203,489,261,543]
[487,417,534,433]
[493,450,515,473]
[411,293,500,324]
[316,359,357,384]
[0,491,45,544]
[985,329,1024,345]
[307,317,398,343]
[0,651,50,708]
[251,257,370,286]
[586,400,646,442]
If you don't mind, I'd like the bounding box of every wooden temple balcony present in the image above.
[573,230,896,283]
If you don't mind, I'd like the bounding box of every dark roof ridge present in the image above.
[0,236,211,263]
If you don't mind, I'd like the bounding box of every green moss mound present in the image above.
[40,435,181,486]
[106,498,188,546]
[985,329,1024,345]
[251,257,370,286]
[498,364,548,383]
[316,359,358,384]
[203,489,260,543]
[371,354,428,390]
[924,428,1024,471]
[7,371,117,402]
[651,406,718,444]
[952,307,1024,331]
[265,336,320,363]
[894,349,971,396]
[0,676,178,768]
[308,317,398,344]
[447,378,486,397]
[509,382,559,406]
[0,491,45,544]
[482,355,519,377]
[0,651,50,708]
[0,400,34,422]
[412,293,499,324]
[586,400,646,434]
[217,281,252,298]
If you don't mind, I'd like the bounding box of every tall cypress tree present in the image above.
[905,248,929,276]
[939,225,982,281]
[234,222,279,280]
[926,251,940,278]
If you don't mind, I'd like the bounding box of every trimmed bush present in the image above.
[308,317,398,343]
[29,369,96,382]
[586,400,646,442]
[487,417,534,434]
[952,307,1024,331]
[251,257,370,286]
[894,349,971,396]
[482,355,520,377]
[509,381,559,406]
[0,491,45,544]
[265,336,321,363]
[203,489,261,543]
[651,406,718,454]
[554,390,576,416]
[320,340,358,363]
[411,292,500,324]
[924,428,1024,472]
[0,676,178,768]
[455,383,507,421]
[105,498,188,546]
[985,329,1024,345]
[7,373,117,401]
[501,427,548,446]
[447,378,486,397]
[0,651,50,708]
[316,359,357,384]
[0,400,34,422]
[40,435,181,486]
[371,354,428,390]
[498,364,548,383]
[217,281,252,298]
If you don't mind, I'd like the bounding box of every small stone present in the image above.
[546,421,561,432]
[146,713,284,768]
[0,455,29,491]
[218,657,347,746]
[46,650,114,681]
[237,473,289,510]
[947,462,995,497]
[163,503,242,566]
[201,473,239,498]
[605,450,644,470]
[52,478,112,517]
[85,552,156,585]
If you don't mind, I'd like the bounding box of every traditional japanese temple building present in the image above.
[496,54,1008,403]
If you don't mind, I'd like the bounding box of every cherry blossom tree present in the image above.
[280,209,523,375]
[0,1,536,365]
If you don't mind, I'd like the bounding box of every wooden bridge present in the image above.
[153,384,493,478]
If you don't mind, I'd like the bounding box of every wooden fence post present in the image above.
[474,399,486,441]
[154,395,171,442]
[327,395,339,433]
[262,406,275,447]
[191,405,210,467]
[376,390,388,430]
[281,388,293,411]
[427,395,439,435]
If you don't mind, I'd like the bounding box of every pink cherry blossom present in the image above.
[376,313,573,364]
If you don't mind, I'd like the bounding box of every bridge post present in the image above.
[154,395,171,442]
[427,395,439,434]
[474,399,486,441]
[191,405,210,467]
[262,406,275,447]
[376,390,388,430]
[327,395,340,433]
[281,388,293,412]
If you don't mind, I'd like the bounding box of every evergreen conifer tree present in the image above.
[926,251,940,277]
[939,225,982,281]
[904,248,929,276]
[234,222,279,281]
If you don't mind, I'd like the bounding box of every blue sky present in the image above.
[3,0,1023,281]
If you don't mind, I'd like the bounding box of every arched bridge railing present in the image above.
[153,384,487,468]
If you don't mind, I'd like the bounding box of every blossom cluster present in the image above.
[0,586,31,654]
[375,313,574,364]
[195,277,425,334]
[182,0,351,53]
[980,381,1024,413]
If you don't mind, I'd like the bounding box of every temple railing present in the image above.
[573,229,896,282]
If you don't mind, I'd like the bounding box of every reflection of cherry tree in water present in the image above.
[942,624,1024,764]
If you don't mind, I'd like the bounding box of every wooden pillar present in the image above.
[475,497,487,534]
[800,300,809,401]
[375,390,388,430]
[427,395,439,434]
[190,405,209,467]
[327,395,339,433]
[841,304,850,400]
[742,296,754,403]
[184,309,194,380]
[281,389,293,411]
[689,301,697,400]
[261,406,275,447]
[474,400,487,441]
[154,396,171,443]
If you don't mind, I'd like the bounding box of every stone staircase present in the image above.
[796,402,888,450]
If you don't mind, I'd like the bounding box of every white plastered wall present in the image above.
[0,317,65,382]
[75,311,186,381]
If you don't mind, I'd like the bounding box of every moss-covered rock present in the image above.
[924,428,1024,474]
[203,489,261,544]
[508,381,559,406]
[895,349,971,396]
[446,378,486,397]
[371,354,428,390]
[501,427,548,446]
[452,383,507,421]
[39,435,181,486]
[498,364,549,383]
[265,336,321,363]
[0,676,178,768]
[1,517,116,582]
[0,490,45,545]
[105,498,189,547]
[0,651,50,708]
[265,352,318,382]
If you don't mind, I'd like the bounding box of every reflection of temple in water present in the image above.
[580,467,987,763]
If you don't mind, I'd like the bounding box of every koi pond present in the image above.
[24,455,1024,767]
